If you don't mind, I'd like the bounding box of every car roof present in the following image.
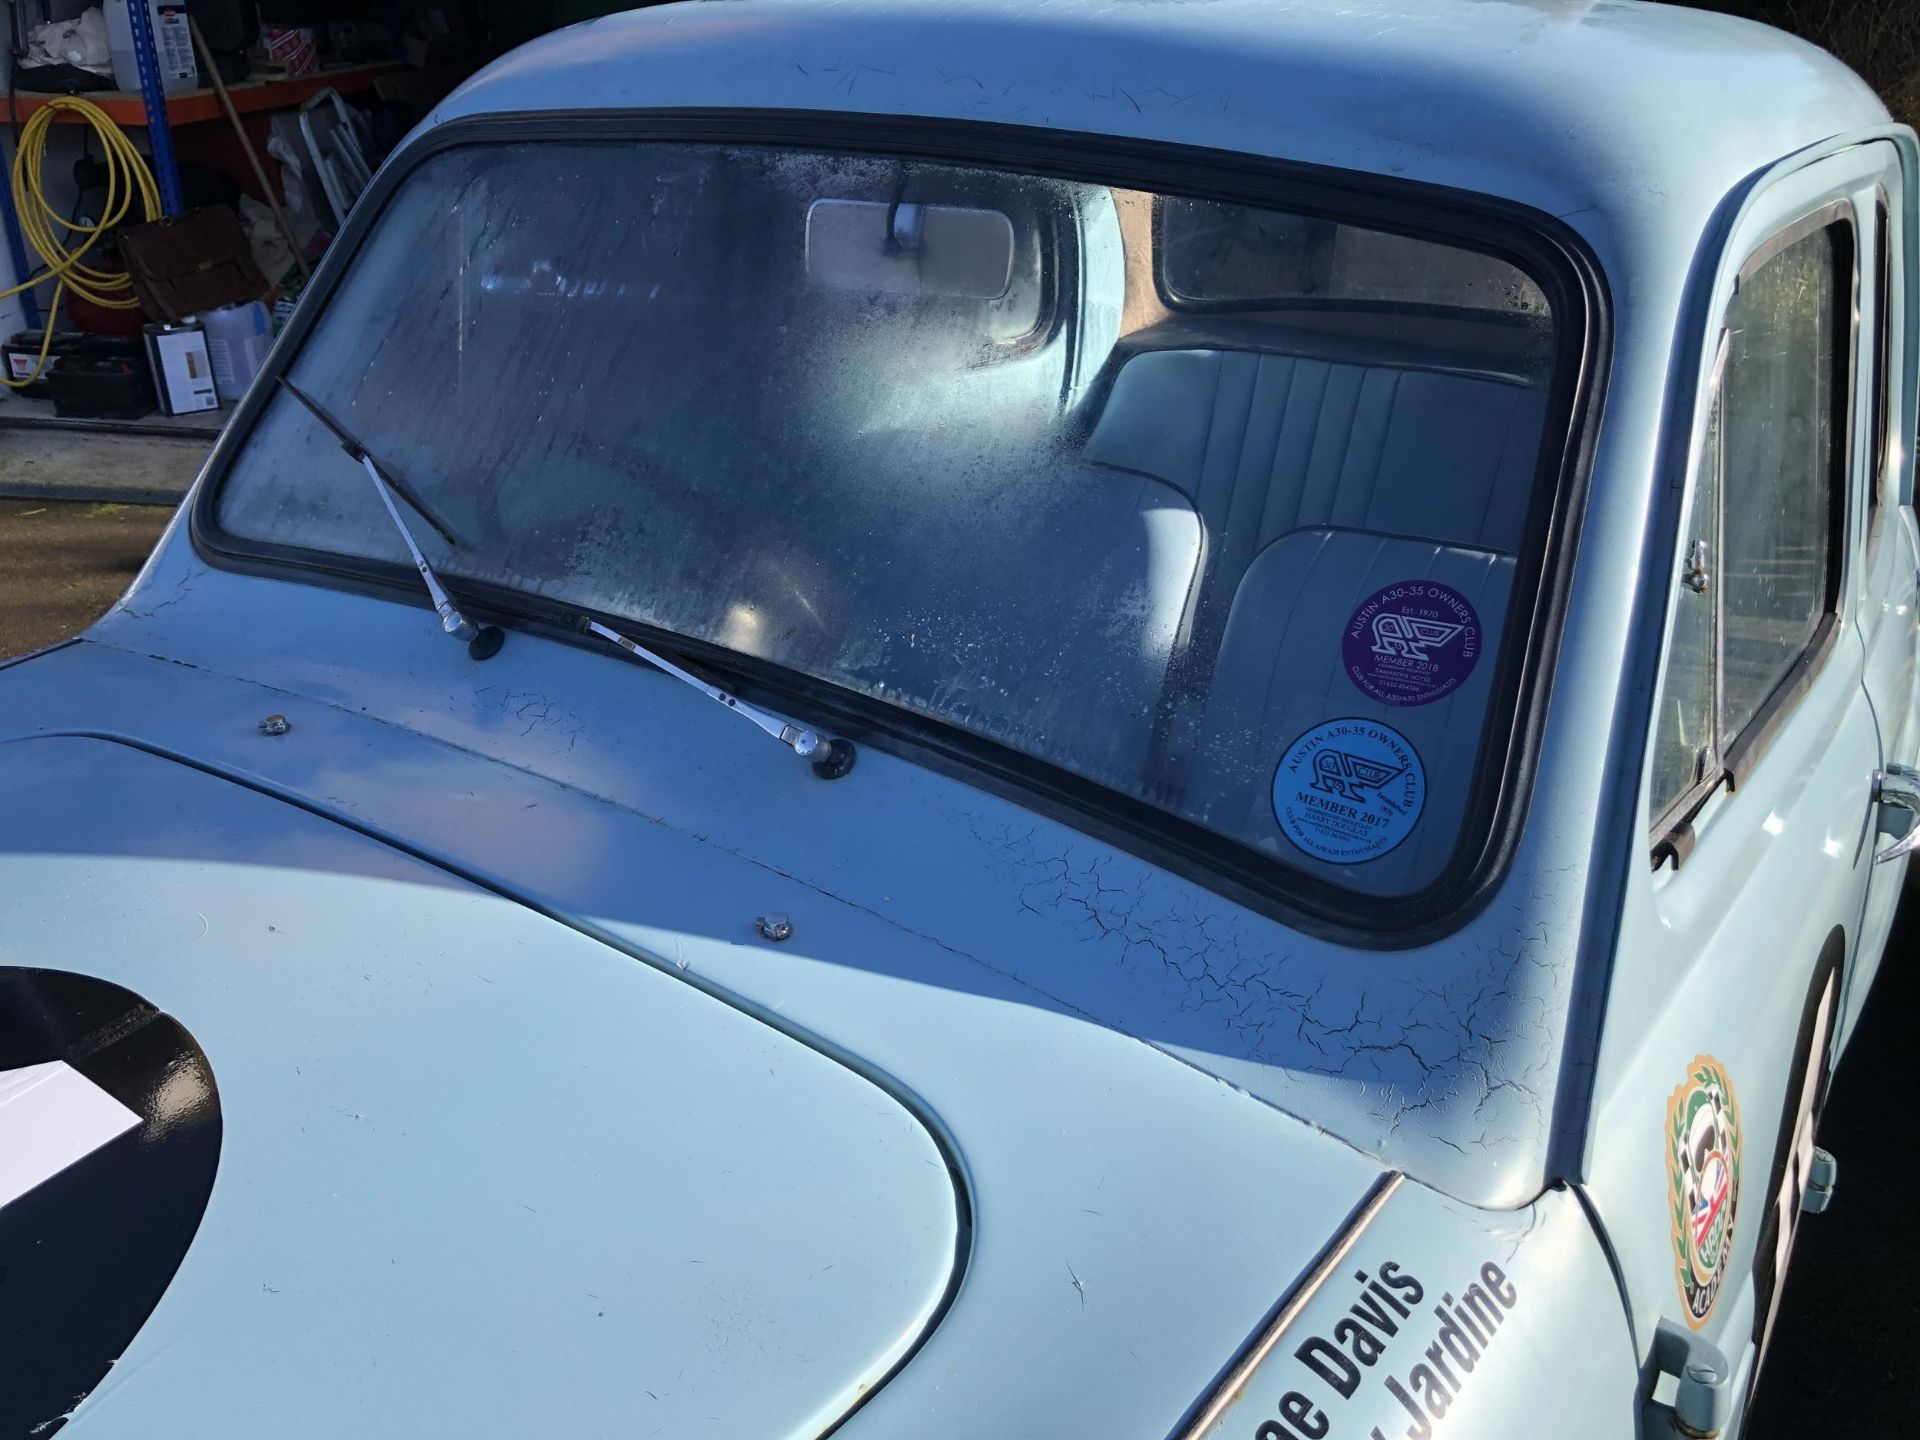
[430,0,1889,249]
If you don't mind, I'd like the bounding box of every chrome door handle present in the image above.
[1874,763,1920,864]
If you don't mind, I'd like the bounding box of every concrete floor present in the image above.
[0,473,1911,1435]
[0,424,208,506]
[0,419,202,654]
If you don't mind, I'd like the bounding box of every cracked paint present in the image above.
[478,686,588,750]
[114,569,197,622]
[978,820,1578,1184]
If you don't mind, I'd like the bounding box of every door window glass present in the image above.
[1718,225,1844,748]
[1650,216,1852,840]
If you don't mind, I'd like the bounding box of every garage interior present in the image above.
[0,0,637,482]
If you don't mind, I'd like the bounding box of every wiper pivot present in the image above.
[581,617,856,780]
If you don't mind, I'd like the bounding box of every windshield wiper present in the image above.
[280,377,503,662]
[279,378,458,546]
[581,617,856,779]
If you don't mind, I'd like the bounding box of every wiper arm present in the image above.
[581,617,856,779]
[279,377,502,662]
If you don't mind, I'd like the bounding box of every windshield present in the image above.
[213,140,1562,899]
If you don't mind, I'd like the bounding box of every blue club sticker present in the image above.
[1273,719,1427,864]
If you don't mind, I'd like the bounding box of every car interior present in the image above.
[790,168,1555,893]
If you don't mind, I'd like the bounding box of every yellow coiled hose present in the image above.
[0,96,163,386]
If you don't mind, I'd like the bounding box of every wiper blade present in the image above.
[581,617,856,780]
[279,378,460,548]
[279,377,502,662]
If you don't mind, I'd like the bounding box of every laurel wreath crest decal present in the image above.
[1666,1054,1742,1329]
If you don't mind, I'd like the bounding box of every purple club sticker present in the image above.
[1342,580,1483,707]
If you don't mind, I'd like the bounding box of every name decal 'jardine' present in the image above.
[1249,1258,1520,1440]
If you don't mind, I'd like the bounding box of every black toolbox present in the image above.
[3,331,148,400]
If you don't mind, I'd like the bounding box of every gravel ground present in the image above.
[0,492,1910,1432]
[0,497,174,660]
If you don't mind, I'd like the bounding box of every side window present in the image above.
[1649,390,1721,821]
[1719,223,1845,746]
[1871,199,1893,518]
[1651,218,1851,837]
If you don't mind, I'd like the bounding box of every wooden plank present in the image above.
[0,63,400,128]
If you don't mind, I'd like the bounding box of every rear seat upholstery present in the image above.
[799,318,1204,791]
[1085,342,1545,893]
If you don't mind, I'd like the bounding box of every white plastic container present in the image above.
[104,1,197,95]
[197,301,272,404]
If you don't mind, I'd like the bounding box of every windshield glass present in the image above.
[214,141,1561,899]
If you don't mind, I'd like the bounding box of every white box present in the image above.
[143,322,219,415]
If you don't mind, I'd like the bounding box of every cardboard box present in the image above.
[261,26,317,79]
[142,323,219,415]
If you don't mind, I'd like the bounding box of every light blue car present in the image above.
[2,2,1914,1436]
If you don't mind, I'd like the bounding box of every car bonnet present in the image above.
[0,657,1389,1436]
[1,734,961,1438]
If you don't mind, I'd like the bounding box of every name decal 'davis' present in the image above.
[1249,1259,1521,1440]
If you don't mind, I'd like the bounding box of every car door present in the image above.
[1847,139,1920,1047]
[1580,143,1886,1432]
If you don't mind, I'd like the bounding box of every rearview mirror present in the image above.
[805,200,1014,300]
